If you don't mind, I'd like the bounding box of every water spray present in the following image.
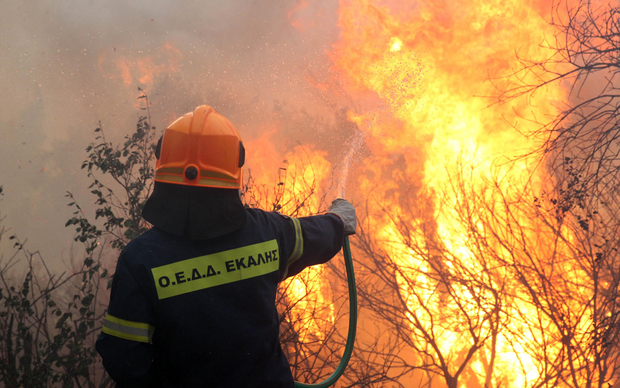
[336,129,365,198]
[294,127,362,388]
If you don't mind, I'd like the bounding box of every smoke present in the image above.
[0,0,352,265]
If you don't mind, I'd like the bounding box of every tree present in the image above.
[0,92,157,388]
[0,188,112,387]
[498,0,620,214]
[351,162,514,388]
[348,154,620,387]
[496,1,620,386]
[65,91,156,254]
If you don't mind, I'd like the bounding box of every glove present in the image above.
[328,198,356,235]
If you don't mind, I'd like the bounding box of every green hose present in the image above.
[294,235,357,388]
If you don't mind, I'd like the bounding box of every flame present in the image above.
[245,127,332,216]
[389,36,402,52]
[98,43,182,97]
[288,0,311,31]
[86,0,609,384]
[237,0,606,384]
[323,0,597,386]
[244,126,335,340]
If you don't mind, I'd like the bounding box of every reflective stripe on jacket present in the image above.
[96,208,344,388]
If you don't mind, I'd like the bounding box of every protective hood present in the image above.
[142,181,247,240]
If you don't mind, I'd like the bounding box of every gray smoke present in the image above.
[0,0,351,268]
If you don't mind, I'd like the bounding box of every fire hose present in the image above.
[294,235,357,388]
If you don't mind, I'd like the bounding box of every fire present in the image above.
[244,127,332,216]
[98,43,182,97]
[245,127,335,341]
[389,37,402,52]
[83,0,608,384]
[320,0,595,386]
[288,0,310,31]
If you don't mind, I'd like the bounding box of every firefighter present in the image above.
[95,105,356,388]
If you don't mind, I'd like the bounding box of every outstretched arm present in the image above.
[284,198,356,278]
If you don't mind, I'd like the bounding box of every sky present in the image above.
[0,0,351,268]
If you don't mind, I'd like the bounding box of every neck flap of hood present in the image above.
[142,182,247,240]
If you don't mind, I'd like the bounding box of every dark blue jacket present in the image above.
[96,208,344,387]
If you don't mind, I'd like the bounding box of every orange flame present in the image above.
[245,126,335,340]
[98,43,182,96]
[325,0,592,386]
[288,0,311,31]
[87,0,607,384]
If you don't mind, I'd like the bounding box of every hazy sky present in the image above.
[0,0,350,267]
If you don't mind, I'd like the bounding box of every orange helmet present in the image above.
[154,105,245,189]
